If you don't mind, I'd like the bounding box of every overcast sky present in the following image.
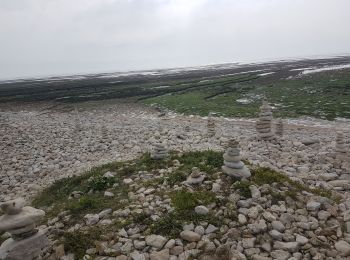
[0,0,349,79]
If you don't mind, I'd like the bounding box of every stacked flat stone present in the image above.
[275,119,284,137]
[184,167,206,185]
[0,198,49,260]
[100,125,109,141]
[207,113,216,137]
[74,119,82,133]
[222,139,251,179]
[151,133,168,160]
[336,131,347,154]
[256,100,274,140]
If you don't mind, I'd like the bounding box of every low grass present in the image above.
[143,69,350,120]
[229,167,340,203]
[149,210,221,238]
[29,149,341,256]
[62,228,102,259]
[173,150,223,175]
[170,190,217,211]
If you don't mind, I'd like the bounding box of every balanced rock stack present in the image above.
[151,133,168,160]
[275,119,284,137]
[100,125,109,141]
[207,113,216,137]
[184,167,206,185]
[222,139,251,179]
[0,198,49,260]
[74,118,82,133]
[256,100,275,140]
[335,131,347,154]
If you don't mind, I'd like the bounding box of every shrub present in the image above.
[88,176,116,191]
[232,181,252,198]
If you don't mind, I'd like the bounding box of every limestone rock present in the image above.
[145,235,167,249]
[180,230,201,242]
[222,139,251,179]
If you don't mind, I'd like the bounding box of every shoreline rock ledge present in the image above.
[0,198,49,260]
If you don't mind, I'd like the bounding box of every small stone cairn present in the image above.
[256,100,275,140]
[0,198,49,260]
[207,113,216,137]
[222,139,251,179]
[336,131,347,155]
[151,133,168,160]
[74,118,82,133]
[184,167,206,185]
[275,119,284,137]
[100,125,109,142]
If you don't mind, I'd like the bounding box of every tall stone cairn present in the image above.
[275,119,284,137]
[151,132,168,160]
[100,125,109,141]
[0,198,49,260]
[222,139,251,179]
[335,131,347,154]
[256,100,275,140]
[207,113,216,137]
[74,118,82,133]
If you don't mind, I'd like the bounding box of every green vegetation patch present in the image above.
[62,228,102,259]
[149,210,220,238]
[143,69,350,120]
[170,190,217,211]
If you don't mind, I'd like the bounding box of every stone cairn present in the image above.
[256,100,275,140]
[74,118,82,133]
[100,125,109,142]
[151,132,168,160]
[275,119,284,137]
[207,113,216,137]
[73,108,82,133]
[222,139,251,179]
[184,167,206,185]
[335,131,347,155]
[0,198,49,260]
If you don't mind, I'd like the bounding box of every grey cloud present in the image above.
[0,0,349,79]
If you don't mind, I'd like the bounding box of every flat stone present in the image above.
[84,214,99,225]
[247,220,267,234]
[295,234,308,245]
[238,214,247,225]
[271,221,285,232]
[249,185,261,199]
[306,201,321,211]
[242,238,256,248]
[0,206,45,232]
[224,161,244,169]
[273,241,299,253]
[223,153,241,162]
[0,230,49,260]
[270,250,290,260]
[150,248,170,260]
[104,191,114,197]
[194,206,209,215]
[185,175,205,185]
[180,230,201,242]
[145,235,167,249]
[130,251,145,260]
[222,165,251,179]
[205,224,218,234]
[335,240,350,256]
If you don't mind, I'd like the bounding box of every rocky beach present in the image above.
[1,100,350,259]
